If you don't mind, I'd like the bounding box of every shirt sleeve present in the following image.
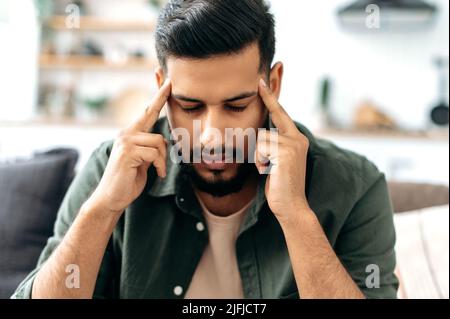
[334,173,399,299]
[11,141,116,299]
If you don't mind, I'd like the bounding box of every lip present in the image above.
[201,155,233,170]
[202,161,229,171]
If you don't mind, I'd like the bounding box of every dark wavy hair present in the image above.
[155,0,276,73]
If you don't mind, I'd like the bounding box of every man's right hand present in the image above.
[30,79,172,299]
[88,79,172,216]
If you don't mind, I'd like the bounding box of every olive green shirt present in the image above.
[12,118,399,299]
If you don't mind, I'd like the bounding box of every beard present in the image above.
[178,146,259,198]
[179,162,259,198]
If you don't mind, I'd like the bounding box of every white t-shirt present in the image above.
[185,193,254,299]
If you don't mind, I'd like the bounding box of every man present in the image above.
[13,0,398,299]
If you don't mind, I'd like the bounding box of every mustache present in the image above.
[191,146,246,163]
[170,142,249,163]
[178,160,259,197]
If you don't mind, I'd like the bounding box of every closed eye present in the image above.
[225,105,247,113]
[180,104,204,113]
[181,104,247,113]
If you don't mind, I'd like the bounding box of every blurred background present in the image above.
[0,0,448,299]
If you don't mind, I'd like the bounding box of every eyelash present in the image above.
[182,105,247,113]
[226,105,247,113]
[182,106,201,114]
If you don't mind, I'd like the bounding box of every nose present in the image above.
[199,108,225,147]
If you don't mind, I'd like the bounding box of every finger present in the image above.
[258,79,298,136]
[133,78,172,132]
[257,129,291,145]
[133,146,167,178]
[130,133,168,164]
[255,130,283,175]
[254,144,274,175]
[256,141,279,163]
[254,148,269,175]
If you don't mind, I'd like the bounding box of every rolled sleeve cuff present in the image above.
[10,268,40,299]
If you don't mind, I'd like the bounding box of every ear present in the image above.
[268,62,284,100]
[155,67,165,88]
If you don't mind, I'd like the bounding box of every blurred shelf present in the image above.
[315,127,449,142]
[0,117,121,129]
[39,54,157,71]
[45,16,156,32]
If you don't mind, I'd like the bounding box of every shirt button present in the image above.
[173,286,183,296]
[180,198,185,203]
[196,222,205,232]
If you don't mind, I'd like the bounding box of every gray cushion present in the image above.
[0,149,78,298]
[388,181,449,213]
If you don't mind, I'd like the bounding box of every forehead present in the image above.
[166,44,261,102]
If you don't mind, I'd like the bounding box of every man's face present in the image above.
[160,44,276,195]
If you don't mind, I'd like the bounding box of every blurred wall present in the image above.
[0,0,39,121]
[270,0,449,130]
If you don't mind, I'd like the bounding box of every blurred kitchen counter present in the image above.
[314,127,449,186]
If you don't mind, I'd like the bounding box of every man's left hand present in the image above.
[255,79,311,225]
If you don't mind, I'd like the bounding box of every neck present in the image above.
[195,176,259,217]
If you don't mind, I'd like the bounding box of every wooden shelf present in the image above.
[45,16,156,32]
[39,54,157,71]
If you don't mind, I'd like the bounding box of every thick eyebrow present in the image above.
[224,92,257,103]
[171,95,203,104]
[172,91,257,104]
